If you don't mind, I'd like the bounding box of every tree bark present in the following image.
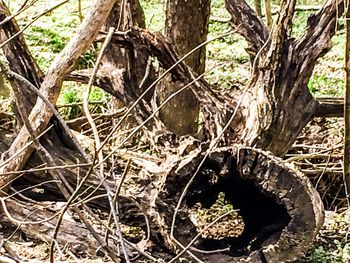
[0,0,117,190]
[155,146,324,262]
[0,3,44,122]
[156,0,211,136]
[102,0,149,91]
[344,1,350,199]
[1,118,324,261]
[226,0,344,156]
[1,199,118,256]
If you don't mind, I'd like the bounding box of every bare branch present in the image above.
[296,0,344,64]
[0,0,117,189]
[265,0,296,60]
[225,0,269,57]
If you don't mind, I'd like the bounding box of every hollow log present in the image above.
[1,120,324,262]
[156,146,324,262]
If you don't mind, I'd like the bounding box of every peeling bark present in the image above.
[156,147,324,262]
[226,0,344,155]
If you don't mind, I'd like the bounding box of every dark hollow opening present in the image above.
[186,152,291,256]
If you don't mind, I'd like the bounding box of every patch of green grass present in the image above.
[207,0,250,89]
[77,44,99,70]
[140,0,165,32]
[57,83,109,119]
[57,84,82,119]
[24,25,69,70]
[13,0,92,71]
[308,74,344,97]
[309,211,350,263]
[292,10,315,37]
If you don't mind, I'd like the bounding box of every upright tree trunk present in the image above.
[344,1,350,198]
[156,0,210,136]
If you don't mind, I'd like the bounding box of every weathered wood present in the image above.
[0,3,44,121]
[0,199,117,256]
[156,0,209,136]
[0,0,341,261]
[1,117,324,262]
[225,0,344,155]
[109,28,239,140]
[157,146,324,262]
[0,4,44,88]
[0,0,117,190]
[0,127,148,230]
[315,97,343,117]
[225,0,269,58]
[99,0,160,132]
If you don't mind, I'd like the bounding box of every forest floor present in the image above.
[1,119,348,263]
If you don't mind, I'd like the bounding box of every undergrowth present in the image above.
[6,1,348,262]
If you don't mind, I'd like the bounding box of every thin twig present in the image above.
[105,159,131,243]
[6,180,59,199]
[0,197,61,224]
[83,26,130,262]
[169,210,237,262]
[0,0,34,26]
[98,63,225,166]
[286,144,343,162]
[98,30,235,156]
[0,162,92,176]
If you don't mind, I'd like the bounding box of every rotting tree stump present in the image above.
[157,146,324,262]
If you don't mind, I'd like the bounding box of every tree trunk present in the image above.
[102,0,149,90]
[100,0,160,133]
[156,0,210,136]
[0,3,44,123]
[344,1,350,199]
[154,146,324,262]
[226,0,343,156]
